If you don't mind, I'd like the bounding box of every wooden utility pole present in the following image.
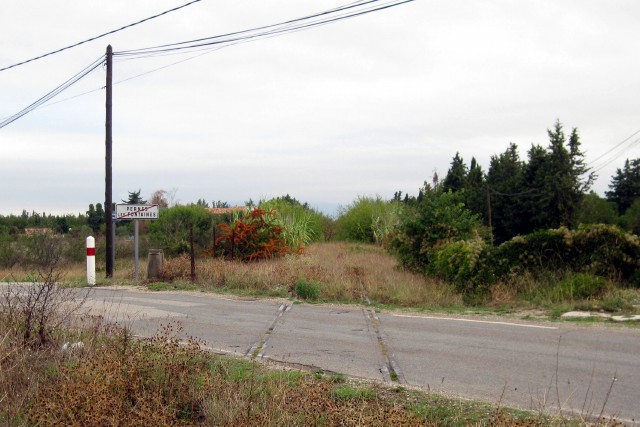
[189,223,196,283]
[486,186,493,236]
[105,45,114,278]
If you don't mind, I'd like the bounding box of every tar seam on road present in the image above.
[365,309,406,384]
[245,303,290,359]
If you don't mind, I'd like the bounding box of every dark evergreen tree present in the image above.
[486,143,526,243]
[56,217,70,234]
[606,158,640,214]
[568,127,595,195]
[442,152,467,193]
[522,144,549,233]
[463,157,486,220]
[122,189,147,204]
[537,121,593,229]
[86,203,105,232]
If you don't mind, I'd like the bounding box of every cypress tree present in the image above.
[607,158,640,214]
[442,152,467,193]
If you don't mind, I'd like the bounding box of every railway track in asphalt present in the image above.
[244,300,406,385]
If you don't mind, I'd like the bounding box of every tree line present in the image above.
[393,120,639,243]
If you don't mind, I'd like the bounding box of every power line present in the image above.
[115,0,383,55]
[589,129,640,173]
[114,0,415,57]
[0,56,104,128]
[1,0,415,127]
[0,0,203,72]
[591,137,640,174]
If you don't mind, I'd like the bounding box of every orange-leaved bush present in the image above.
[215,209,291,261]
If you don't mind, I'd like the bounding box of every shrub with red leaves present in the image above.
[215,209,290,261]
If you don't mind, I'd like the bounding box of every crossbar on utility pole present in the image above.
[105,45,114,278]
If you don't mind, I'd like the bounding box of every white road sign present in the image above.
[115,204,159,220]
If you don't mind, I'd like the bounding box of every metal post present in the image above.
[112,222,116,272]
[134,220,139,284]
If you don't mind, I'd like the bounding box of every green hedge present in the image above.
[426,224,640,290]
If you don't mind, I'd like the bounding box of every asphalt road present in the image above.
[76,286,640,423]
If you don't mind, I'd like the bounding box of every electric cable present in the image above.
[115,0,383,55]
[0,0,415,127]
[0,0,202,72]
[591,136,640,174]
[0,56,104,128]
[114,0,414,57]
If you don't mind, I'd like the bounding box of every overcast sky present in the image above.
[1,0,639,216]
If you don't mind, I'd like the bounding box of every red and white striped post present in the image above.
[86,236,96,285]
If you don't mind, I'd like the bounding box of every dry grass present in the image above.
[154,242,463,309]
[1,313,590,426]
[0,240,623,426]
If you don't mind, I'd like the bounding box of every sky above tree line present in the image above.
[1,0,639,216]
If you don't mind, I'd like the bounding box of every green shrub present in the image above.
[493,228,572,277]
[601,292,633,312]
[0,234,21,267]
[336,196,400,244]
[391,190,482,272]
[148,205,213,256]
[491,225,640,287]
[259,197,328,248]
[556,273,609,300]
[571,224,640,283]
[295,278,321,301]
[428,236,492,293]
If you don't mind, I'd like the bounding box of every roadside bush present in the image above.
[1,234,88,348]
[215,209,290,262]
[295,278,321,300]
[571,224,640,284]
[492,228,572,277]
[148,205,213,256]
[336,196,400,244]
[0,234,22,268]
[428,235,492,293]
[492,224,640,286]
[27,324,209,426]
[391,190,483,272]
[601,291,634,312]
[159,253,192,281]
[489,225,640,288]
[620,198,640,235]
[260,197,327,249]
[556,273,610,300]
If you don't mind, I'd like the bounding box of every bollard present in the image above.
[147,249,164,279]
[86,236,96,285]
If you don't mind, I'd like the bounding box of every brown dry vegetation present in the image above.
[156,242,463,309]
[0,238,627,425]
[1,311,573,426]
